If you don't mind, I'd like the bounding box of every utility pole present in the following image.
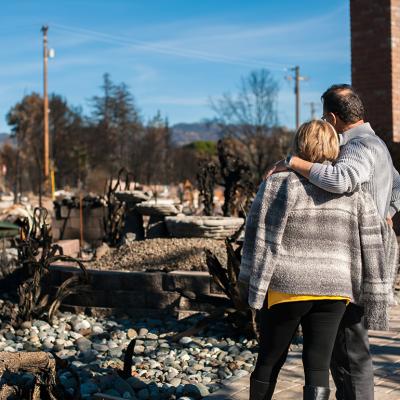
[41,26,56,198]
[286,66,308,129]
[305,101,318,120]
[294,66,300,129]
[42,25,49,181]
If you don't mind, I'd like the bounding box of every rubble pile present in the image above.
[91,238,227,272]
[52,194,106,244]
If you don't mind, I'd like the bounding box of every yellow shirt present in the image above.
[267,290,350,309]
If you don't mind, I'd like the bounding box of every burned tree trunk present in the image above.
[217,139,254,217]
[197,161,217,216]
[0,352,63,400]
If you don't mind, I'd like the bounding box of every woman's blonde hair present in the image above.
[293,120,339,163]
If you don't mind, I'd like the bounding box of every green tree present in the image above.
[50,96,87,187]
[183,140,217,157]
[6,93,87,193]
[113,82,142,168]
[134,111,171,184]
[89,74,143,173]
[7,93,44,195]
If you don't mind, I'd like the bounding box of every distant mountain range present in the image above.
[0,134,11,145]
[0,122,225,148]
[170,122,225,146]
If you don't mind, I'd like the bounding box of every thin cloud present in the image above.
[0,55,101,78]
[52,32,97,49]
[47,4,348,70]
[50,23,289,70]
[0,2,349,132]
[154,4,347,45]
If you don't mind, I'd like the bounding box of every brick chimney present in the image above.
[351,0,400,142]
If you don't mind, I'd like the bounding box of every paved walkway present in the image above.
[205,304,400,399]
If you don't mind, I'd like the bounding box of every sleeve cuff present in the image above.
[389,206,398,218]
[248,289,267,310]
[363,301,389,331]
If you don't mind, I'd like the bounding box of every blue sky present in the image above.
[1,0,350,132]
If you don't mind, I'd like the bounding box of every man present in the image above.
[269,84,400,399]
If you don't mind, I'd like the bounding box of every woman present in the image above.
[238,120,397,400]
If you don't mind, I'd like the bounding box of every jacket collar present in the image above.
[339,122,375,146]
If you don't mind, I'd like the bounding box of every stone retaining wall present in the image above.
[165,216,244,239]
[47,266,229,319]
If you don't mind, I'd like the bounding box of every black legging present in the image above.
[252,300,346,387]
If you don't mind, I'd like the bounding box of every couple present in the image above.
[239,84,400,400]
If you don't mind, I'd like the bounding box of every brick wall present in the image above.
[351,0,400,142]
[391,1,400,141]
[46,266,228,319]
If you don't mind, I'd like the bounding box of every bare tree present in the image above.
[211,69,285,182]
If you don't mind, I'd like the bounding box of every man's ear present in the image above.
[327,112,337,126]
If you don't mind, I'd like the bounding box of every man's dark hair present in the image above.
[321,84,365,123]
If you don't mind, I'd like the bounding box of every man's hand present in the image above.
[386,216,393,227]
[263,159,288,180]
[265,155,314,180]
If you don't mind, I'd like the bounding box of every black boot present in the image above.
[303,385,330,400]
[249,378,276,400]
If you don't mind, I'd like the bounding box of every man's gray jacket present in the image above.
[309,122,400,218]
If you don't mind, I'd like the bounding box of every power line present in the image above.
[51,23,291,70]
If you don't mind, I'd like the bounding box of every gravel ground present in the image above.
[91,238,228,272]
[0,299,259,399]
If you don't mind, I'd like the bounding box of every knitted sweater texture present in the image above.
[309,122,400,218]
[238,172,398,330]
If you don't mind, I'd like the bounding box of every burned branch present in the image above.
[16,207,89,324]
[167,222,259,340]
[103,167,135,246]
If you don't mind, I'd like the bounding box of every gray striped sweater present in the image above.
[309,122,400,218]
[238,172,398,330]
